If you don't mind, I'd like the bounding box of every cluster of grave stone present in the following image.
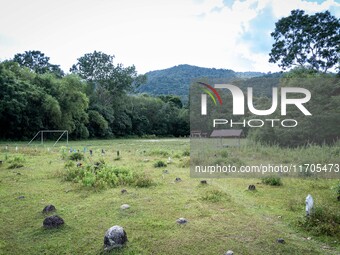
[32,179,316,252]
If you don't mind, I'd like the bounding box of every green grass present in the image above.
[0,139,339,255]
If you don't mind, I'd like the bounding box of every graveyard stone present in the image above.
[104,225,128,250]
[120,204,130,210]
[176,218,188,224]
[248,184,256,190]
[42,204,56,213]
[305,194,314,216]
[277,238,285,244]
[43,215,64,228]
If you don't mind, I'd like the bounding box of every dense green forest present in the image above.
[137,64,265,100]
[0,51,280,141]
[0,51,189,140]
[1,51,339,146]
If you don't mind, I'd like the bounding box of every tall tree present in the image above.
[70,51,145,95]
[13,50,64,77]
[269,10,340,72]
[70,51,146,137]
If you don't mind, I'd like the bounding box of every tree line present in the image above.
[0,50,189,140]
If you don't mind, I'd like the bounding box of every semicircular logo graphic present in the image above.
[197,82,223,105]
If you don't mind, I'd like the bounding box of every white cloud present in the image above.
[0,0,338,73]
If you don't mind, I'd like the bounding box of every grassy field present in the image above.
[0,139,339,255]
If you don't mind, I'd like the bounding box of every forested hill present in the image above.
[136,64,265,97]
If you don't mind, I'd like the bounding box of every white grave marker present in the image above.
[306,194,314,216]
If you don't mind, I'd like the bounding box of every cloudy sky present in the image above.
[0,0,339,74]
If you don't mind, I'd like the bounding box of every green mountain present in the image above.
[136,64,266,98]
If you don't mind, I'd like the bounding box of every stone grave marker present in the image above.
[305,194,314,216]
[104,225,128,250]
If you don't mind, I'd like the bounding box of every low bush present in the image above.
[133,173,154,188]
[299,206,340,238]
[63,162,153,189]
[153,160,167,168]
[334,182,340,195]
[261,176,282,186]
[201,189,230,203]
[69,152,84,161]
[7,156,25,169]
[182,149,190,157]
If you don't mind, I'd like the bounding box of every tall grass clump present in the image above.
[299,206,340,238]
[63,161,153,189]
[261,176,282,186]
[201,189,230,203]
[7,155,25,169]
[153,160,167,168]
[147,149,170,157]
[69,152,84,161]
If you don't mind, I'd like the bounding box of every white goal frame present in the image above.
[28,130,68,147]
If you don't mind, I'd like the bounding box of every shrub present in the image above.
[63,162,153,189]
[59,146,68,160]
[299,206,340,238]
[201,189,229,203]
[134,173,154,188]
[182,149,190,157]
[220,150,228,158]
[153,160,167,168]
[69,152,84,161]
[261,176,282,186]
[7,156,25,169]
[334,182,340,195]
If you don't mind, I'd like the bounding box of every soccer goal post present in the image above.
[27,130,69,147]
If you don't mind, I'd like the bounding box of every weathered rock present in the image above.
[225,250,234,255]
[43,215,64,228]
[104,225,128,250]
[120,204,130,210]
[248,184,256,190]
[200,180,207,185]
[176,218,188,224]
[277,238,285,244]
[42,204,56,213]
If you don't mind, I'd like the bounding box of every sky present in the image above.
[0,0,339,74]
